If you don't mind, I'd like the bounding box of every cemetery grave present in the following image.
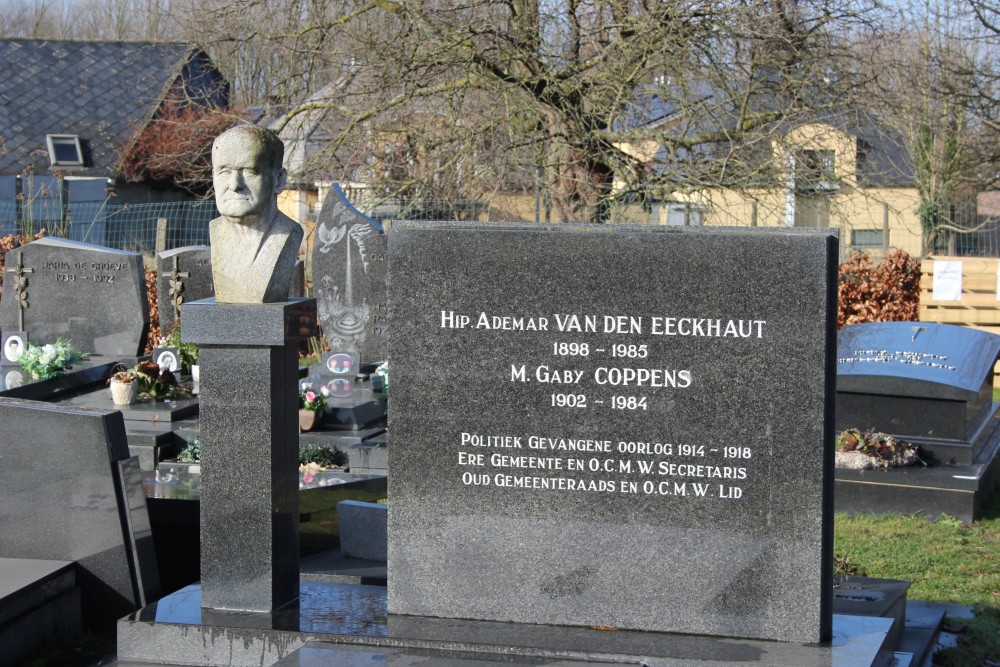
[0,231,386,621]
[296,183,390,464]
[0,196,984,665]
[835,321,1000,521]
[114,221,951,667]
[0,398,160,642]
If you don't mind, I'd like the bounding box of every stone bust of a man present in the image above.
[210,125,303,303]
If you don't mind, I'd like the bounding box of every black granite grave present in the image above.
[835,322,1000,521]
[388,223,839,644]
[312,184,388,367]
[0,397,160,636]
[157,245,213,337]
[52,384,198,467]
[0,558,80,667]
[0,237,149,356]
[837,322,1000,464]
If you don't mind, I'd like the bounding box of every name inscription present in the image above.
[440,309,767,503]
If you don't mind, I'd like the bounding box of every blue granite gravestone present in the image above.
[311,184,387,369]
[0,237,148,356]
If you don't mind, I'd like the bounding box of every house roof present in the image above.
[623,84,916,190]
[0,39,224,177]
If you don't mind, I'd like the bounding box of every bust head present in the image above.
[212,125,287,225]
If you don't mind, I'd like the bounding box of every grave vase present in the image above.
[109,379,138,405]
[299,408,320,432]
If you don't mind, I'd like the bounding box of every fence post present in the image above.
[882,203,889,256]
[155,218,168,255]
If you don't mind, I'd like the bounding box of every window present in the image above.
[794,196,830,228]
[652,202,702,226]
[795,149,837,190]
[851,229,885,249]
[46,135,84,166]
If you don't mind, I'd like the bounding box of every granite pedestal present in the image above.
[117,582,898,667]
[181,297,317,613]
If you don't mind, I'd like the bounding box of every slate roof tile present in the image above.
[0,39,224,177]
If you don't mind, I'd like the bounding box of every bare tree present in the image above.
[256,0,886,222]
[858,0,1000,252]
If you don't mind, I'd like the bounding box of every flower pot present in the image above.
[110,379,139,405]
[299,409,321,432]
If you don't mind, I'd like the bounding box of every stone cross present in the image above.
[167,255,190,322]
[4,253,32,331]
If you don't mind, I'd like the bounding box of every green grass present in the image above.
[835,489,1000,664]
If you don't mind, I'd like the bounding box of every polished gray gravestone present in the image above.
[0,397,160,635]
[156,245,213,338]
[388,223,838,644]
[312,184,388,369]
[182,297,317,613]
[0,237,149,356]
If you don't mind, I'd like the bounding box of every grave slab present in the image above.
[837,322,1000,463]
[117,582,894,667]
[0,237,149,356]
[348,440,387,474]
[337,500,387,562]
[388,223,838,643]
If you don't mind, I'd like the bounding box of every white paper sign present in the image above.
[933,261,963,301]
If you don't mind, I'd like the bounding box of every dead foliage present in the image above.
[145,265,159,354]
[119,101,242,196]
[838,249,920,329]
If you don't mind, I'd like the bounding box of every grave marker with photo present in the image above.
[0,237,148,356]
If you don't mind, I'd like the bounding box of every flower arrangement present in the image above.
[835,428,923,470]
[18,339,88,380]
[299,382,330,413]
[177,438,201,463]
[134,360,189,400]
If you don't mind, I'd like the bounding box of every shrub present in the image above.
[838,249,920,329]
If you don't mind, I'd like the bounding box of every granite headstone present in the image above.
[0,397,160,635]
[837,321,1000,463]
[0,237,149,356]
[312,184,388,369]
[388,223,838,644]
[156,245,213,337]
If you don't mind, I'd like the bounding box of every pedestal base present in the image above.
[118,582,896,667]
[181,298,317,614]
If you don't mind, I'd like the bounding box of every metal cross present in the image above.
[168,255,191,321]
[4,252,32,330]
